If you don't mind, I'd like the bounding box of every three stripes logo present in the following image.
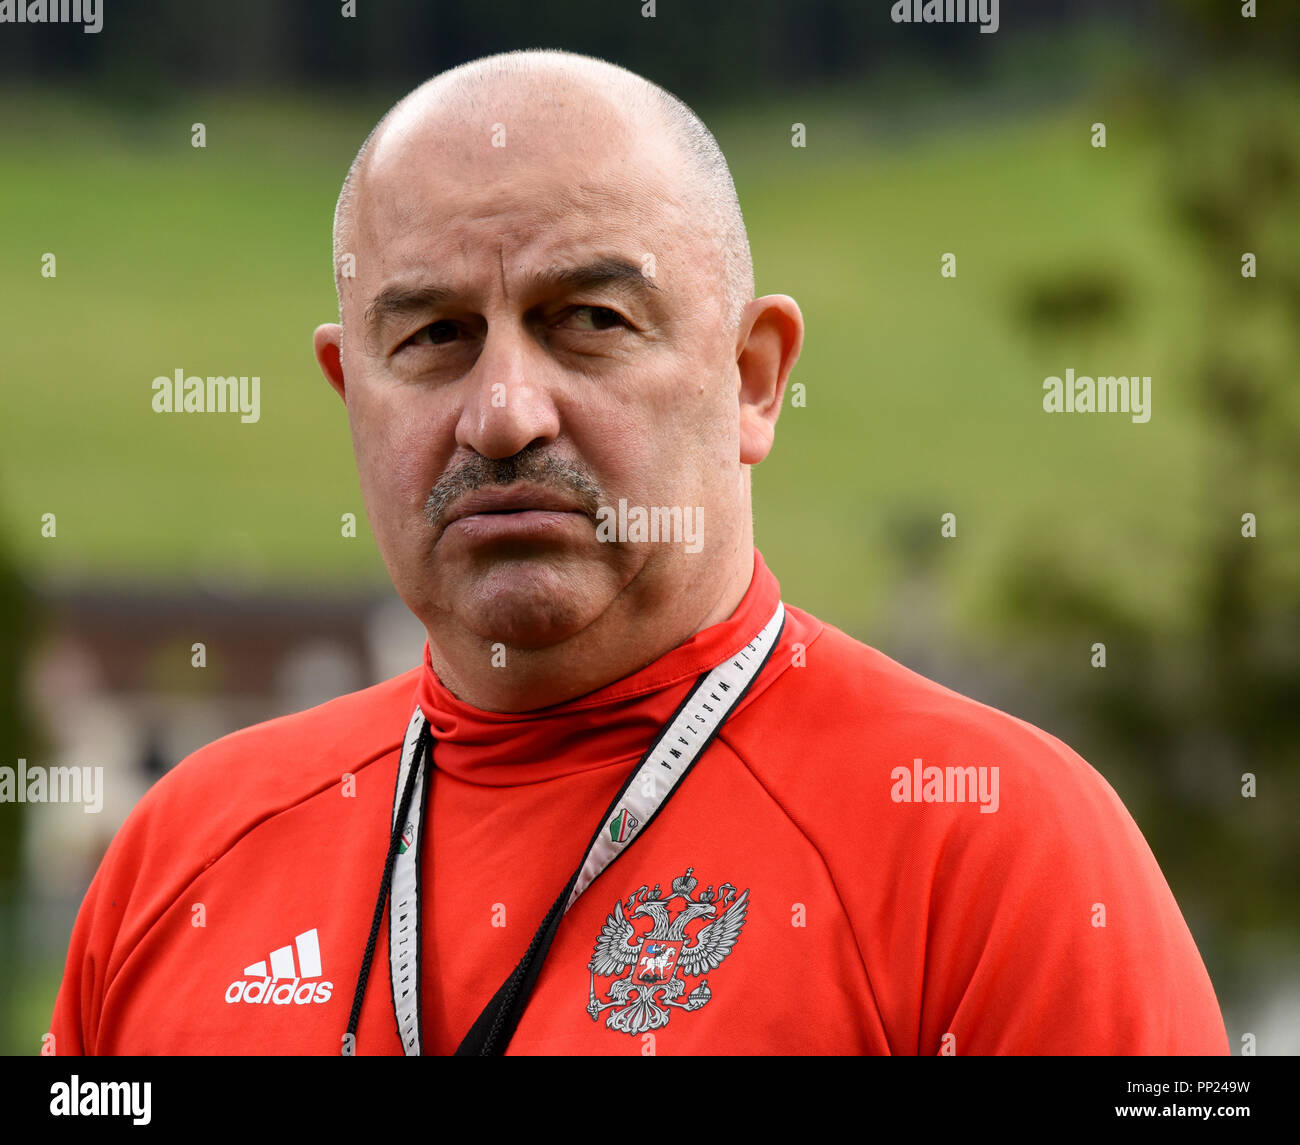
[224,928,334,1006]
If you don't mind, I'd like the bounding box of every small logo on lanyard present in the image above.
[397,820,415,855]
[607,808,639,843]
[586,867,748,1035]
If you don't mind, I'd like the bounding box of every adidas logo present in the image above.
[224,928,334,1005]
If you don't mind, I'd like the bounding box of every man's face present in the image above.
[329,93,743,652]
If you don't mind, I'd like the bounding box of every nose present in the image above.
[454,323,561,460]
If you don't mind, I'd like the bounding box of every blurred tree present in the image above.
[996,13,1300,1021]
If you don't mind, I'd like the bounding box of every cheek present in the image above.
[572,385,673,492]
[585,365,732,502]
[650,352,736,458]
[348,384,450,521]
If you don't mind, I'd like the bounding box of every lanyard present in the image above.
[346,600,785,1056]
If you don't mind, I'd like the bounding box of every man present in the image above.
[49,49,1227,1055]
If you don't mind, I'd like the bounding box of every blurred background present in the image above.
[1,0,1297,1055]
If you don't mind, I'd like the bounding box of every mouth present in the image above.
[441,485,591,543]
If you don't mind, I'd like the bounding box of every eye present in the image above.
[563,306,628,331]
[406,320,460,347]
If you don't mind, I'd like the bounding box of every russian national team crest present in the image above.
[586,867,748,1035]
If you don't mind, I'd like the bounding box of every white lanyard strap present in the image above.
[388,707,432,1055]
[564,600,786,913]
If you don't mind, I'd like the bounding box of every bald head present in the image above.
[331,49,753,330]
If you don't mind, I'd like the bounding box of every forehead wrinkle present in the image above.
[364,171,685,288]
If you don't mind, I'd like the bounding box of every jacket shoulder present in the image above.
[154,666,419,815]
[723,610,1227,1053]
[732,610,1079,776]
[104,669,414,911]
[98,665,417,897]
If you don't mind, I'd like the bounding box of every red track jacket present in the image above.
[49,550,1228,1054]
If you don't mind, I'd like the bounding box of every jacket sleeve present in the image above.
[47,796,151,1056]
[49,853,118,1055]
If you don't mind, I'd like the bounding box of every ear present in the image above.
[313,323,346,401]
[734,295,804,464]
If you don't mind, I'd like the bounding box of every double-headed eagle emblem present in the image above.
[586,867,749,1035]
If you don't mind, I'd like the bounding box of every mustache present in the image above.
[423,444,604,528]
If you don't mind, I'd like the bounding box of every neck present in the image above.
[426,547,755,713]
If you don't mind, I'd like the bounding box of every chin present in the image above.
[456,556,611,649]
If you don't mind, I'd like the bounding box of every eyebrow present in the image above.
[363,257,661,335]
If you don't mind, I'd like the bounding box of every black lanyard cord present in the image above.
[344,721,430,1050]
[460,868,578,1055]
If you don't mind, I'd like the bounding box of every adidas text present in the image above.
[225,977,333,1005]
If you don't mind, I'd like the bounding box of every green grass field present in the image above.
[2,83,1294,641]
